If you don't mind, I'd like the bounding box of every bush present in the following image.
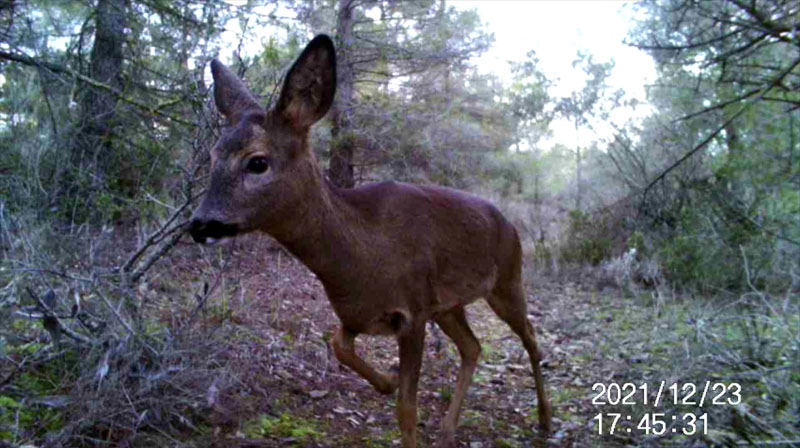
[560,210,614,266]
[0,224,237,446]
[655,207,787,292]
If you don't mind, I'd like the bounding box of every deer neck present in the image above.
[268,159,365,296]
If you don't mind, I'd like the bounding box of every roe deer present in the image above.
[190,34,552,447]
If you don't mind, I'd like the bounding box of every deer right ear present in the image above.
[276,35,337,130]
[211,59,262,124]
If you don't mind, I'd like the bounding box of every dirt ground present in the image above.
[180,234,641,448]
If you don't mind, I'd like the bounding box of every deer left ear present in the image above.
[276,35,337,130]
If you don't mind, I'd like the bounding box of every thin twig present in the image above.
[95,287,135,336]
[26,287,93,345]
[129,227,188,284]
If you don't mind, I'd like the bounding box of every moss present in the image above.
[16,372,56,394]
[10,319,32,332]
[460,409,483,427]
[494,438,520,448]
[9,341,45,356]
[364,429,401,447]
[242,412,322,442]
[0,395,63,440]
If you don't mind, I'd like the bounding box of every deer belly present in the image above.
[329,297,411,336]
[432,265,498,314]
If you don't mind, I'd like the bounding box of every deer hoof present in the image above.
[375,372,399,395]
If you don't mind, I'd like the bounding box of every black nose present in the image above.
[189,219,239,244]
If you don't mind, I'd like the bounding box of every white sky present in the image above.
[453,0,657,149]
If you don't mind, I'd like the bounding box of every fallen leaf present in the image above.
[309,389,328,399]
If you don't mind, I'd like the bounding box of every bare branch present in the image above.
[0,50,197,127]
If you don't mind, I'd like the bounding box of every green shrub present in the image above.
[561,210,613,265]
[626,230,646,257]
[656,207,782,291]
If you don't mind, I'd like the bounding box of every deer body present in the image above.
[285,178,507,334]
[190,35,551,447]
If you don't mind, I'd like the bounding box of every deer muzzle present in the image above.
[189,219,239,245]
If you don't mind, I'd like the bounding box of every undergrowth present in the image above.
[590,284,798,446]
[0,212,244,446]
[1,192,797,447]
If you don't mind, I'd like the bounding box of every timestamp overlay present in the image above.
[590,381,742,436]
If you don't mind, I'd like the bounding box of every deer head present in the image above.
[190,35,337,245]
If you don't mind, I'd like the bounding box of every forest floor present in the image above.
[168,234,696,448]
[5,228,792,447]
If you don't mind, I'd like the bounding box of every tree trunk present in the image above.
[71,0,126,182]
[575,120,582,211]
[329,0,356,188]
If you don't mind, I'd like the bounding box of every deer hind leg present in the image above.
[331,326,398,395]
[487,284,553,434]
[434,307,481,448]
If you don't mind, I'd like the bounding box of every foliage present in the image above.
[560,210,613,266]
[0,0,233,224]
[508,50,552,150]
[603,0,800,291]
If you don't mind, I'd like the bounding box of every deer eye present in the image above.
[246,156,270,174]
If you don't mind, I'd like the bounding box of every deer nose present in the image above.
[189,219,239,244]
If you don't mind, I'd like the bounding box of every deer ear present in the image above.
[210,59,262,124]
[276,34,337,129]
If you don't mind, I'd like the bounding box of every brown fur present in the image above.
[190,35,552,448]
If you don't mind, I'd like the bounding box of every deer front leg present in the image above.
[397,323,426,448]
[331,326,398,394]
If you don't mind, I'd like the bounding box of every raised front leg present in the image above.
[330,326,398,394]
[397,323,426,448]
